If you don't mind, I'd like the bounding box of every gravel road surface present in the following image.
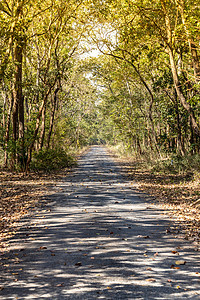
[0,146,200,299]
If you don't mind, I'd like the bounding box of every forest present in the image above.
[1,0,200,295]
[0,1,200,293]
[0,0,199,172]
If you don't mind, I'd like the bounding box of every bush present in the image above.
[151,154,200,175]
[31,148,76,171]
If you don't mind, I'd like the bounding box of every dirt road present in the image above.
[0,146,199,299]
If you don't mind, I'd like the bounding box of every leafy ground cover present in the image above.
[109,148,200,251]
[0,148,88,251]
[0,170,62,251]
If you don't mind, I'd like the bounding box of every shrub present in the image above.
[31,148,76,171]
[151,154,200,175]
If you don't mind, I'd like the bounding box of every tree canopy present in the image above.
[0,0,199,171]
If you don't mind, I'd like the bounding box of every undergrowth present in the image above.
[110,144,200,179]
[31,148,77,171]
[151,154,200,177]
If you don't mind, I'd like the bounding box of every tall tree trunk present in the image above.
[46,87,60,149]
[174,93,185,155]
[12,93,18,168]
[39,103,47,150]
[161,0,200,137]
[189,116,195,154]
[168,42,200,137]
[127,61,161,156]
[146,121,155,152]
[176,104,184,155]
[26,88,51,172]
[4,91,14,167]
[1,89,7,130]
[177,0,200,83]
[12,40,24,168]
[163,87,185,155]
[136,137,142,156]
[189,43,200,83]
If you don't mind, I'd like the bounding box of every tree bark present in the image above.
[12,40,25,168]
[161,0,200,137]
[174,91,185,155]
[4,91,14,167]
[163,88,185,155]
[46,87,60,149]
[1,89,7,130]
[39,103,47,150]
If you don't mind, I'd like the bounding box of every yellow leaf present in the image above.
[175,260,186,265]
[146,278,156,282]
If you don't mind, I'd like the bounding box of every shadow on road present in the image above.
[0,147,199,299]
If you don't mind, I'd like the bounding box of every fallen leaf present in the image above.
[56,283,64,287]
[171,265,180,269]
[146,278,156,282]
[175,260,186,265]
[172,251,179,254]
[138,235,150,239]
